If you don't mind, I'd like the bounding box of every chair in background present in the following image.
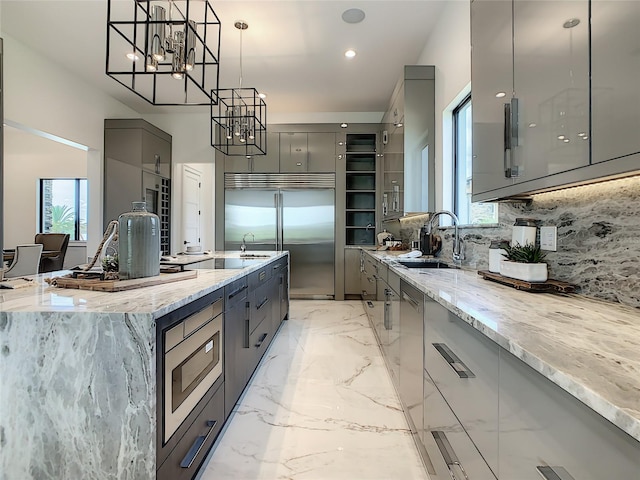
[34,233,70,273]
[4,244,43,278]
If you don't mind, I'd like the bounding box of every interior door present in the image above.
[182,166,201,250]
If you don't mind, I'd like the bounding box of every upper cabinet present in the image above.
[471,0,640,201]
[280,132,308,172]
[225,132,280,173]
[307,132,336,172]
[381,66,435,218]
[591,1,640,164]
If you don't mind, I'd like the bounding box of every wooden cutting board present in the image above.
[477,270,577,293]
[48,270,198,292]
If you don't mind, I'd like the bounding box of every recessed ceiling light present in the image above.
[563,18,580,29]
[126,52,140,61]
[342,8,366,24]
[557,135,566,140]
[345,49,356,59]
[495,92,506,98]
[340,123,348,128]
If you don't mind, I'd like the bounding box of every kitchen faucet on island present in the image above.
[241,232,255,253]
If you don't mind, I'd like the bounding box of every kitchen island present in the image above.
[365,250,640,479]
[0,252,288,480]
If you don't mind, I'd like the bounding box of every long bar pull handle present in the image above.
[256,297,269,311]
[402,291,420,310]
[383,289,391,330]
[243,301,250,348]
[536,466,576,480]
[254,332,268,348]
[432,431,470,480]
[228,284,248,300]
[433,343,475,378]
[504,102,513,178]
[180,420,217,468]
[278,192,284,251]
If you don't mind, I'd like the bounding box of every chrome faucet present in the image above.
[240,232,255,253]
[427,211,463,264]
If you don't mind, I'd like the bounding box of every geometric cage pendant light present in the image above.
[211,21,267,156]
[106,0,221,106]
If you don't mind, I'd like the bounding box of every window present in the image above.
[40,179,88,241]
[453,95,498,225]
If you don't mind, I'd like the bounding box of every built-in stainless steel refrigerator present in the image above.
[224,173,335,299]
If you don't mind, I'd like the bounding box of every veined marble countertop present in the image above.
[367,250,640,443]
[0,251,287,317]
[0,251,287,480]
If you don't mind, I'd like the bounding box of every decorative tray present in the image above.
[46,270,197,292]
[477,270,577,293]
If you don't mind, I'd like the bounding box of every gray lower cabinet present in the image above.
[344,249,362,297]
[399,280,424,436]
[360,251,377,301]
[423,297,498,479]
[223,276,250,418]
[498,347,640,480]
[382,270,401,387]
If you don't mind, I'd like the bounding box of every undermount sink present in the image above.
[396,260,453,269]
[239,253,272,258]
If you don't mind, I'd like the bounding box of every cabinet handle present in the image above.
[243,301,250,348]
[155,154,160,174]
[254,332,268,348]
[180,420,217,468]
[432,343,475,378]
[366,301,374,309]
[432,431,470,480]
[536,466,576,480]
[228,284,248,300]
[256,297,269,311]
[383,193,388,215]
[383,289,391,330]
[503,102,512,178]
[402,291,420,310]
[296,162,302,166]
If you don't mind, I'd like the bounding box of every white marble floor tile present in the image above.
[198,300,429,480]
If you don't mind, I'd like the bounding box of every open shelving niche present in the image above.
[345,133,377,245]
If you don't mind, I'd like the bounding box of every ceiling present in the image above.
[0,0,447,121]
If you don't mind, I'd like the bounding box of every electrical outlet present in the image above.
[540,226,557,251]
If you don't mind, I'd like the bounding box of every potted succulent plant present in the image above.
[500,242,548,282]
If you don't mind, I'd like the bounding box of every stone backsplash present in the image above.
[392,176,640,309]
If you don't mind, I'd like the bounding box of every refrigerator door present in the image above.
[282,189,335,298]
[224,189,278,251]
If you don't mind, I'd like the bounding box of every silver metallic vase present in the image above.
[118,201,160,280]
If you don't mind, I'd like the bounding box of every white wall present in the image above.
[3,127,87,267]
[416,1,471,211]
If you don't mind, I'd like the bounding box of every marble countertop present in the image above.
[367,250,640,443]
[0,251,287,319]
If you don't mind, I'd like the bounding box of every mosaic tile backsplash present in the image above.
[393,176,640,308]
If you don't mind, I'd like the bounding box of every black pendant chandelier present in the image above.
[106,0,221,106]
[211,21,267,156]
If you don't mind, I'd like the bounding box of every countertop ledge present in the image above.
[0,251,288,319]
[367,250,640,444]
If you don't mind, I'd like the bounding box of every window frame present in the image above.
[452,93,472,221]
[39,178,87,241]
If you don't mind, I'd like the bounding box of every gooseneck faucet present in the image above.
[427,211,463,263]
[240,232,255,253]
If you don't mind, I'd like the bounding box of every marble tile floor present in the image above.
[198,300,429,480]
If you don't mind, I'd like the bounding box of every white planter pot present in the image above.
[500,260,548,282]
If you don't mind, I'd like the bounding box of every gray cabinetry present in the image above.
[360,250,377,301]
[423,297,498,479]
[382,269,401,387]
[382,66,435,216]
[344,248,362,297]
[307,132,336,172]
[498,347,640,479]
[223,276,249,418]
[225,132,280,173]
[472,0,640,201]
[399,280,424,437]
[104,119,172,253]
[280,132,308,172]
[345,133,378,246]
[591,1,640,164]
